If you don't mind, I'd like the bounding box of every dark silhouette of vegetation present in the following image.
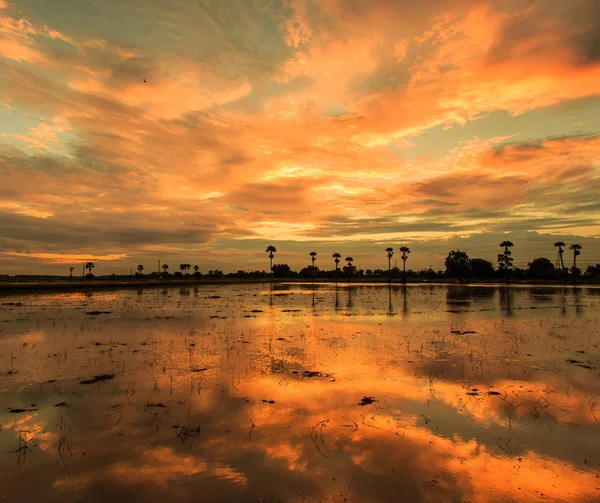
[527,257,555,279]
[585,264,600,278]
[85,262,95,277]
[162,264,169,276]
[272,264,294,278]
[69,267,74,281]
[385,248,393,282]
[497,241,514,282]
[570,244,581,274]
[554,241,566,272]
[266,246,277,273]
[345,257,354,281]
[445,250,470,282]
[399,246,410,281]
[137,264,144,274]
[333,253,341,282]
[309,252,317,281]
[469,258,495,279]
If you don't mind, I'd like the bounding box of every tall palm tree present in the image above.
[179,264,186,275]
[69,267,74,280]
[162,264,169,274]
[399,247,410,278]
[570,244,582,272]
[385,248,394,282]
[309,252,317,282]
[85,262,95,276]
[554,241,566,271]
[333,253,341,282]
[193,265,199,274]
[137,264,144,274]
[498,241,514,282]
[266,246,277,273]
[345,257,353,281]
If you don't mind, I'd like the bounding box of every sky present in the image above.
[1,0,599,275]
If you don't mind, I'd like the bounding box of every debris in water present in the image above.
[358,396,377,406]
[261,399,276,404]
[79,373,115,385]
[85,311,113,316]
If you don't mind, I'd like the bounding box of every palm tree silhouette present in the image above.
[498,241,514,281]
[162,264,169,275]
[569,244,582,272]
[179,264,186,275]
[85,262,95,276]
[266,246,277,273]
[193,265,199,274]
[345,257,353,281]
[309,252,317,282]
[554,241,566,271]
[69,267,74,280]
[399,247,410,280]
[333,253,341,282]
[385,248,394,282]
[137,264,144,274]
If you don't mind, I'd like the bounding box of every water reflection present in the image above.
[0,284,598,503]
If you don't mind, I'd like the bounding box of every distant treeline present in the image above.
[3,242,597,283]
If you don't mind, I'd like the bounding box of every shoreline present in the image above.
[0,277,598,295]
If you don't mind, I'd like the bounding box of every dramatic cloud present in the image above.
[1,0,599,273]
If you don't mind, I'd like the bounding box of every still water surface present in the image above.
[1,283,599,502]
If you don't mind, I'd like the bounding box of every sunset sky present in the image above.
[1,0,599,275]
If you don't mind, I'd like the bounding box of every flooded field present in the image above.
[1,283,599,503]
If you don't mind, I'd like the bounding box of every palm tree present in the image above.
[137,264,144,274]
[266,246,277,273]
[498,241,514,281]
[185,264,192,275]
[345,256,353,281]
[69,267,74,280]
[194,265,199,274]
[162,264,169,275]
[310,251,317,267]
[179,264,186,275]
[554,241,566,271]
[333,253,341,282]
[85,262,95,276]
[385,248,394,282]
[399,247,410,280]
[570,244,582,272]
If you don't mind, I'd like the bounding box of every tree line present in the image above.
[69,241,598,282]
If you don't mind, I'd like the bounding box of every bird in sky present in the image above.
[143,79,147,83]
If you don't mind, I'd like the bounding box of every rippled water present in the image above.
[1,283,599,502]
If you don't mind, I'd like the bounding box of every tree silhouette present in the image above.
[554,241,566,271]
[162,264,169,274]
[179,264,186,275]
[266,246,277,273]
[498,241,514,281]
[69,266,74,280]
[527,257,555,279]
[310,251,317,267]
[85,262,95,276]
[569,244,582,274]
[137,264,144,274]
[445,250,470,281]
[385,248,394,282]
[333,253,341,282]
[399,246,410,281]
[345,257,354,281]
[193,265,199,274]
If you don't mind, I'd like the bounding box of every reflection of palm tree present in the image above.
[401,285,407,315]
[399,247,410,280]
[333,253,341,282]
[266,246,277,273]
[345,257,353,281]
[554,241,566,271]
[569,244,582,272]
[386,248,394,282]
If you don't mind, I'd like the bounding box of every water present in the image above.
[1,283,599,503]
